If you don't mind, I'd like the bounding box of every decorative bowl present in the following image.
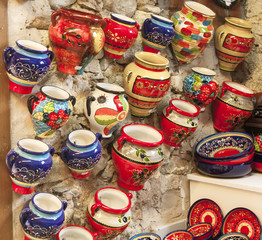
[130,233,161,240]
[218,232,249,240]
[163,230,194,240]
[187,223,213,240]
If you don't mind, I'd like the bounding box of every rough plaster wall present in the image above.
[8,0,232,239]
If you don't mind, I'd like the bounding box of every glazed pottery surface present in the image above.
[20,192,67,240]
[142,14,175,53]
[3,39,53,94]
[27,86,76,138]
[218,232,250,240]
[112,123,164,191]
[183,67,218,111]
[123,51,170,117]
[254,151,262,172]
[6,139,54,194]
[187,223,213,240]
[86,187,132,239]
[160,99,199,147]
[60,130,102,179]
[163,230,194,240]
[49,8,105,75]
[215,17,254,71]
[84,82,129,138]
[130,233,161,240]
[171,1,215,64]
[104,13,139,59]
[212,81,254,132]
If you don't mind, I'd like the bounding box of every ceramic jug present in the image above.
[27,85,76,138]
[112,123,164,191]
[49,8,105,75]
[84,82,129,138]
[123,51,170,117]
[3,39,53,94]
[6,139,54,194]
[212,81,255,131]
[86,187,132,239]
[171,1,215,64]
[20,192,67,240]
[60,129,102,179]
[104,13,139,59]
[160,99,199,147]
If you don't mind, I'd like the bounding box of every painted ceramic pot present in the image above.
[3,39,54,94]
[218,233,249,240]
[112,123,164,191]
[27,85,76,138]
[84,83,129,138]
[49,8,105,75]
[187,223,213,240]
[20,192,67,240]
[160,99,199,147]
[142,14,175,53]
[60,129,102,179]
[254,151,262,172]
[6,139,54,194]
[215,17,254,71]
[104,13,139,59]
[130,233,161,240]
[86,187,132,239]
[171,1,215,64]
[212,81,255,132]
[183,67,218,112]
[163,230,194,240]
[123,51,170,117]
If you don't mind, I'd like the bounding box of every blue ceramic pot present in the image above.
[6,139,54,195]
[142,14,175,53]
[218,232,249,240]
[20,192,67,240]
[61,129,102,179]
[3,39,54,94]
[130,233,161,240]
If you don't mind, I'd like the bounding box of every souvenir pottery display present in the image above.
[163,230,194,240]
[183,67,218,112]
[27,85,76,138]
[49,8,105,75]
[112,123,164,191]
[3,39,54,94]
[20,192,67,240]
[215,17,254,71]
[60,129,102,179]
[104,13,139,59]
[84,82,129,138]
[212,81,255,132]
[171,1,215,64]
[86,187,132,239]
[6,139,54,194]
[123,51,170,117]
[160,99,199,147]
[130,233,161,240]
[187,223,213,240]
[141,14,175,53]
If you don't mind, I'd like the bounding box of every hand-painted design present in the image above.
[103,230,121,240]
[62,27,86,48]
[67,153,102,170]
[171,128,193,144]
[144,31,174,46]
[225,114,248,128]
[187,118,198,127]
[24,224,61,238]
[118,214,131,224]
[230,95,242,105]
[223,34,254,53]
[13,167,50,183]
[131,168,157,186]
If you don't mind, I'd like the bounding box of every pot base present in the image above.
[71,171,91,179]
[13,183,35,195]
[213,123,232,132]
[163,139,181,147]
[117,180,144,191]
[9,79,34,95]
[142,42,161,54]
[104,49,123,59]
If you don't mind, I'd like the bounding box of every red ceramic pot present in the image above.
[49,8,105,75]
[104,13,139,59]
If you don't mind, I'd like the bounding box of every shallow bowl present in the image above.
[187,222,213,240]
[130,233,161,240]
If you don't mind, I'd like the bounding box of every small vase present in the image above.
[104,13,139,59]
[142,14,175,53]
[60,129,102,179]
[3,40,54,94]
[6,139,54,194]
[27,85,76,138]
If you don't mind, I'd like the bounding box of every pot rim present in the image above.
[187,222,213,238]
[151,14,174,25]
[130,233,161,240]
[67,129,98,148]
[96,82,125,94]
[17,138,50,155]
[185,1,216,18]
[163,230,194,240]
[135,51,169,67]
[40,85,72,101]
[56,225,98,240]
[192,67,216,76]
[222,81,254,98]
[168,99,200,117]
[225,17,253,29]
[16,39,48,54]
[111,13,136,25]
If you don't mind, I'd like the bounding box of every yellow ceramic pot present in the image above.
[215,17,254,71]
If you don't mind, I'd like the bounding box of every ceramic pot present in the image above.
[183,67,218,112]
[86,187,132,239]
[20,192,67,240]
[60,129,102,179]
[112,123,164,191]
[49,8,105,75]
[130,233,161,240]
[215,17,254,71]
[171,1,215,64]
[163,230,194,240]
[27,85,76,138]
[160,99,199,147]
[84,82,129,138]
[123,51,170,117]
[3,39,54,94]
[104,13,139,59]
[142,14,175,53]
[187,223,213,240]
[6,139,54,194]
[212,81,255,132]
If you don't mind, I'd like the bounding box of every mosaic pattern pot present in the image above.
[49,8,105,75]
[130,233,161,240]
[3,39,53,94]
[171,1,215,64]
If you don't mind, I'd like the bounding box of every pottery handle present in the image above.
[91,203,102,216]
[220,81,228,98]
[49,146,55,156]
[96,133,102,142]
[217,31,225,43]
[60,147,69,162]
[62,201,67,211]
[143,18,151,28]
[135,23,140,31]
[117,135,127,151]
[166,106,176,117]
[6,150,18,170]
[69,95,76,106]
[51,9,65,26]
[27,95,39,114]
[127,192,133,200]
[86,96,96,116]
[19,208,32,225]
[124,71,133,84]
[47,50,54,62]
[3,47,16,68]
[104,18,110,24]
